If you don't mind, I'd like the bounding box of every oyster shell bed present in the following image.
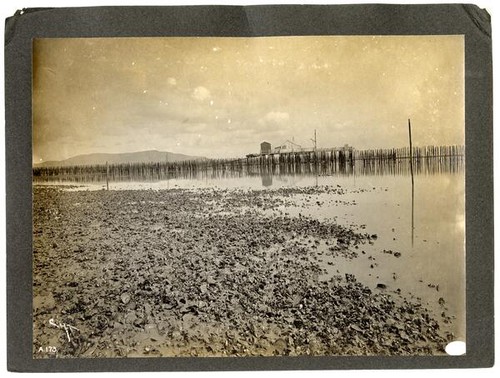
[33,186,447,357]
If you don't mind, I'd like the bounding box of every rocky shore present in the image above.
[33,186,447,358]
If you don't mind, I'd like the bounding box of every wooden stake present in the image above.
[408,119,414,177]
[408,119,414,246]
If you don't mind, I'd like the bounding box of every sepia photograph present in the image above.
[32,35,465,358]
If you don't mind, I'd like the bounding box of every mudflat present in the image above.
[33,186,447,357]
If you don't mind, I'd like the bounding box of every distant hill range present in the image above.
[34,150,205,168]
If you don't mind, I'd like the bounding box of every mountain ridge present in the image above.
[34,150,205,168]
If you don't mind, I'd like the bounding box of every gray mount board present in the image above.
[5,4,493,372]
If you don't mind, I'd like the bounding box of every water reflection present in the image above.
[412,174,415,247]
[261,173,273,187]
[32,156,461,253]
[33,156,464,186]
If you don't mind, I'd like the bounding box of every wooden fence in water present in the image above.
[33,145,464,181]
[353,145,464,161]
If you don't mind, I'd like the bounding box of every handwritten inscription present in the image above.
[49,318,80,342]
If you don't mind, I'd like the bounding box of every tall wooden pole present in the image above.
[408,118,414,178]
[310,130,317,152]
[106,161,109,191]
[408,119,414,246]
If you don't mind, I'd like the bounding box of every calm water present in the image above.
[34,158,465,341]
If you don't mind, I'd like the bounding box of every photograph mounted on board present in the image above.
[32,36,465,358]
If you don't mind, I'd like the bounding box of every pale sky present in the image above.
[33,36,464,163]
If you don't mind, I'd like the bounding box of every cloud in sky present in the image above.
[192,86,211,102]
[33,36,464,162]
[261,111,290,124]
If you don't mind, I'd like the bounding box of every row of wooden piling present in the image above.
[32,156,464,184]
[33,144,464,181]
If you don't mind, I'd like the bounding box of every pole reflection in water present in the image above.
[261,173,273,187]
[408,119,415,247]
[33,156,463,186]
[411,172,415,247]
